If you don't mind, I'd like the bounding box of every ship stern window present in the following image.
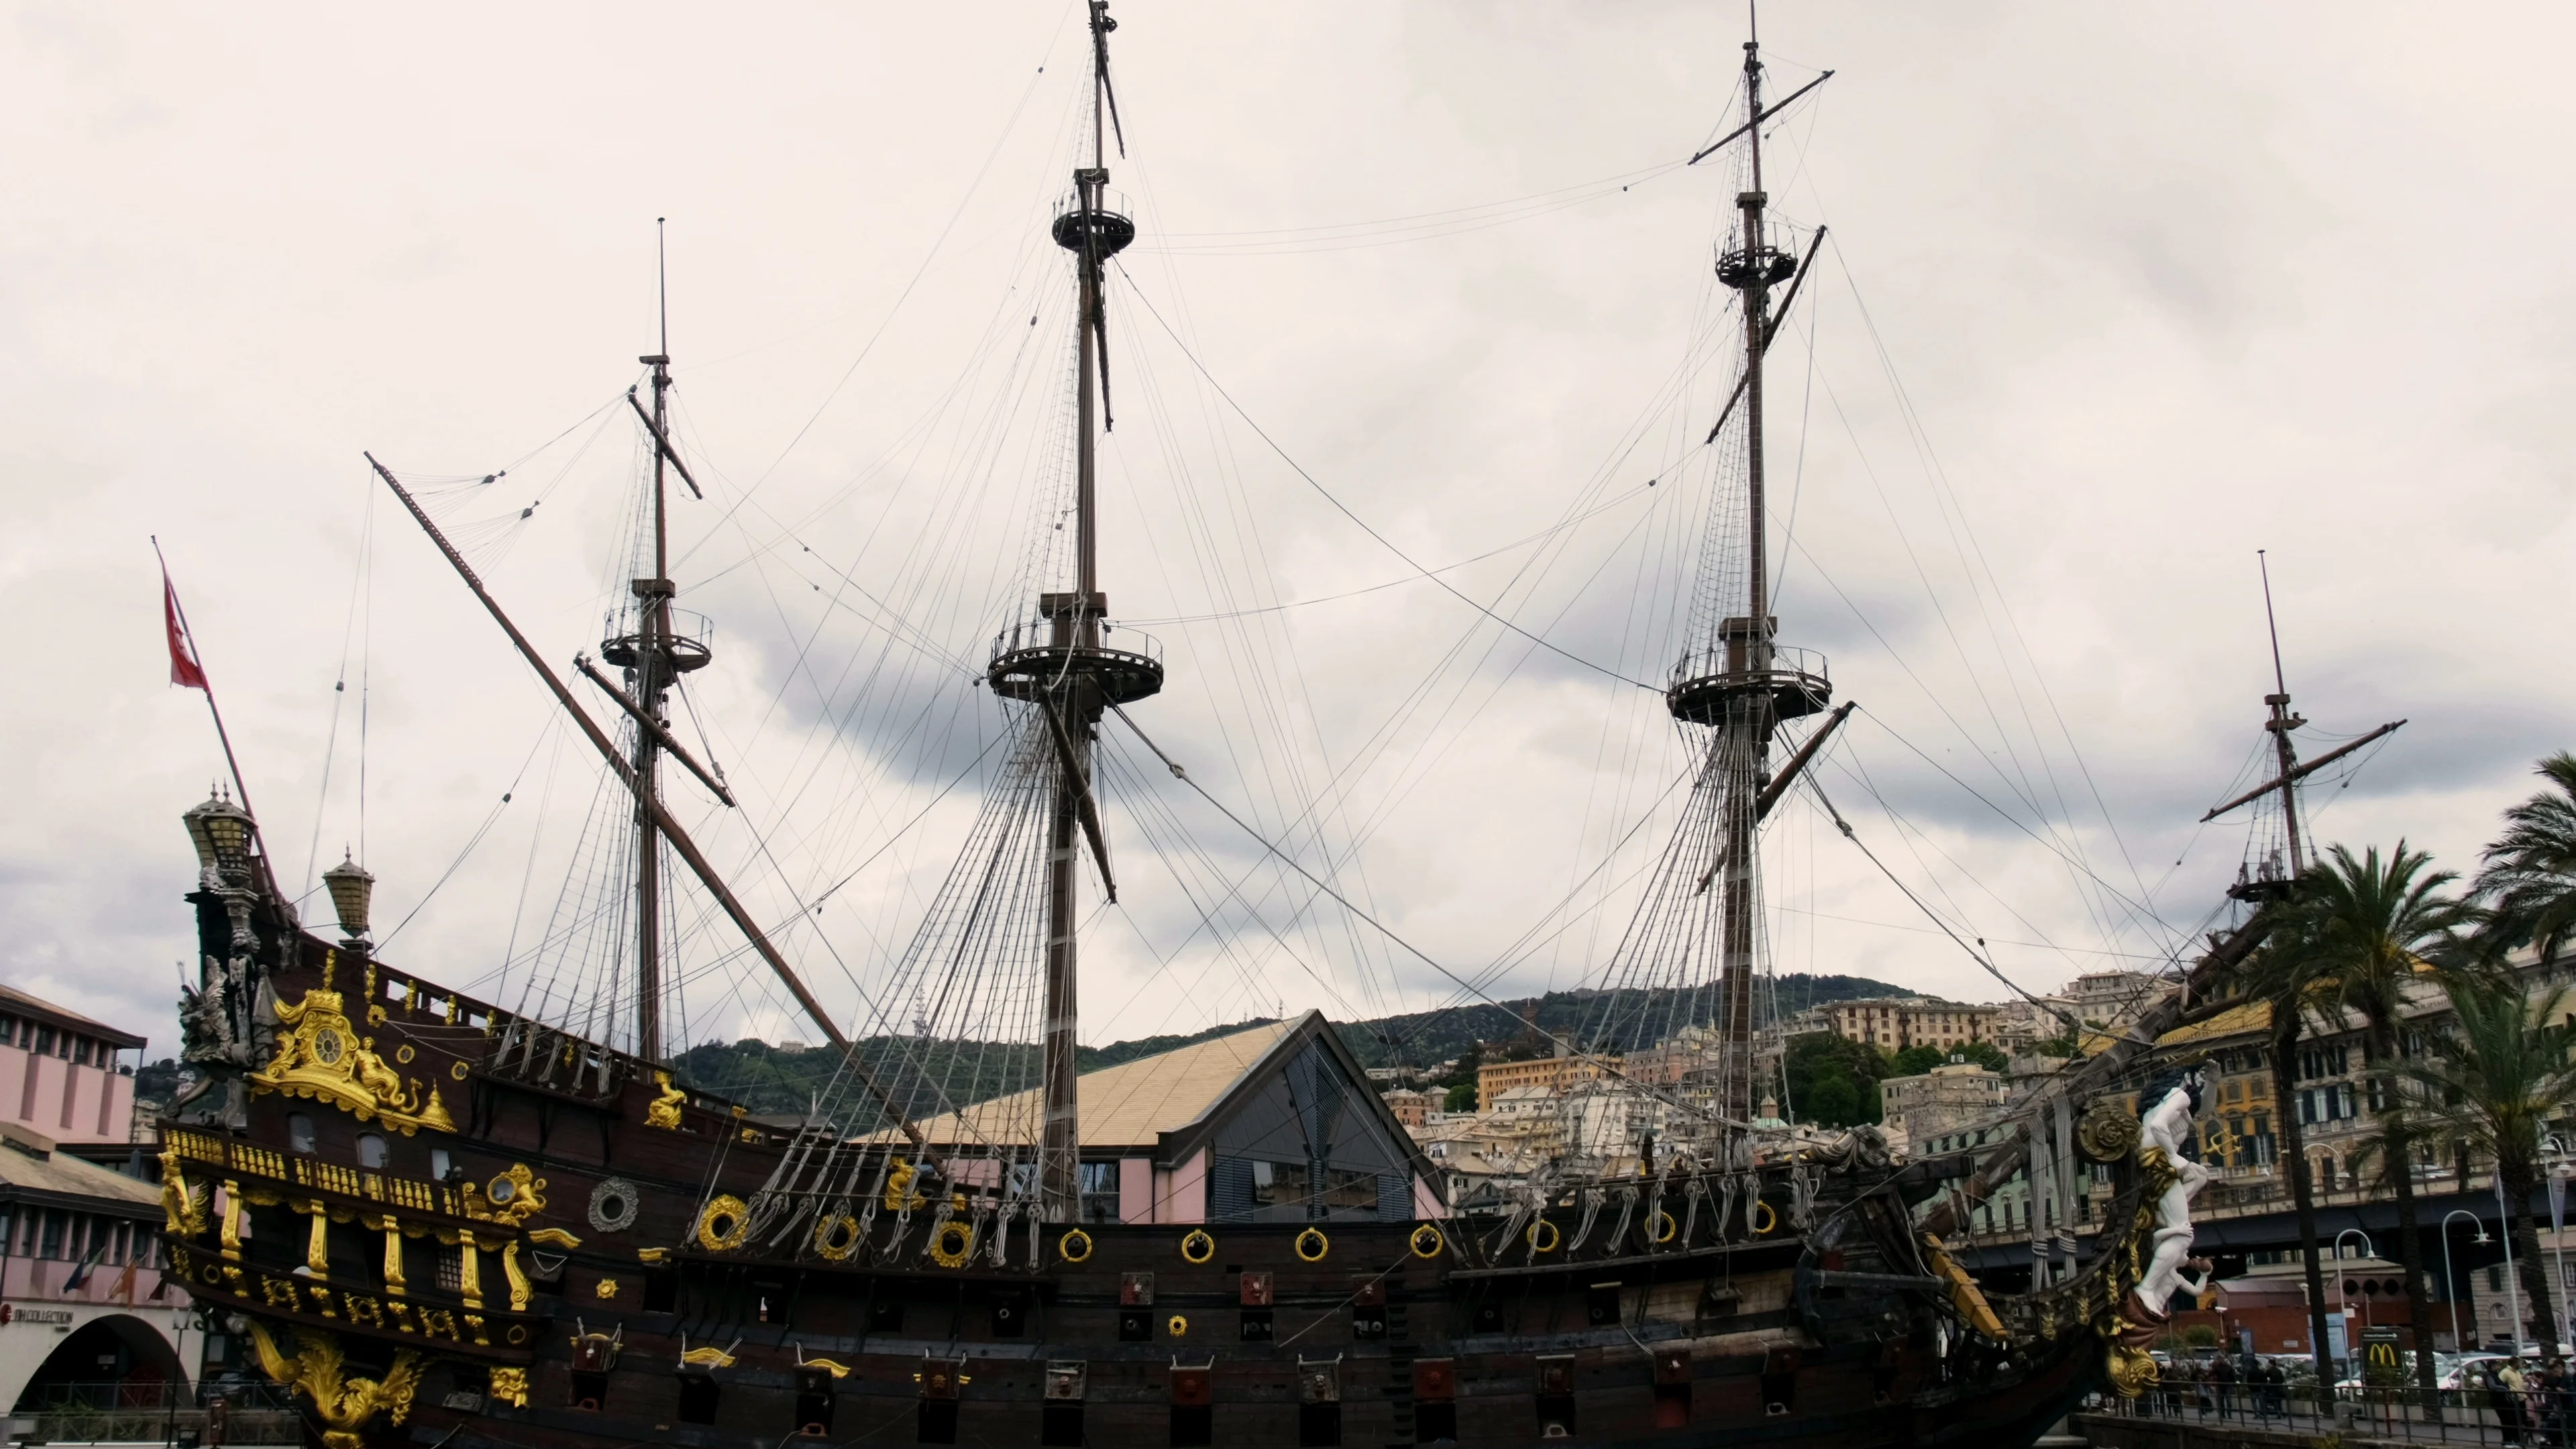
[288,1114,316,1154]
[356,1133,388,1169]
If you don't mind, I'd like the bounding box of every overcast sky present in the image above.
[5,3,2571,1064]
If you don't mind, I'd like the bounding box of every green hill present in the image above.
[665,973,1921,1119]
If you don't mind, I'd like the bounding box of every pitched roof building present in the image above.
[895,1012,1440,1226]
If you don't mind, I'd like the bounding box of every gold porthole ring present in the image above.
[1294,1228,1330,1263]
[1752,1200,1779,1236]
[1651,1210,1679,1245]
[1167,1313,1189,1338]
[1059,1228,1094,1263]
[812,1213,861,1262]
[1179,1228,1216,1264]
[1527,1219,1561,1254]
[394,1044,415,1065]
[1409,1224,1446,1259]
[696,1194,750,1252]
[930,1222,975,1269]
[450,1061,470,1080]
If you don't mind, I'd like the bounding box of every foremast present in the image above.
[984,0,1161,1223]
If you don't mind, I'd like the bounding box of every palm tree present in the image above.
[2294,843,2473,1397]
[2236,925,2342,1389]
[2386,969,2576,1353]
[2477,753,2576,965]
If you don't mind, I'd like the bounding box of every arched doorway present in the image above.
[9,1313,189,1413]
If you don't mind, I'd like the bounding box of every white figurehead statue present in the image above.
[2126,1061,2214,1326]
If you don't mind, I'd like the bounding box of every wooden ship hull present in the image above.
[159,890,2135,1449]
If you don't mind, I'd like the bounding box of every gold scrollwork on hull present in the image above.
[252,988,458,1136]
[488,1366,529,1407]
[243,1320,425,1449]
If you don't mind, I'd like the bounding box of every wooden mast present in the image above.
[1714,23,1777,1126]
[1040,0,1126,1222]
[632,219,675,1065]
[2257,549,2308,879]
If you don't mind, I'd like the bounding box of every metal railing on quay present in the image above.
[2092,1381,2576,1446]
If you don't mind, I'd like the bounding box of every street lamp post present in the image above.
[2445,1210,2493,1354]
[2499,1174,2530,1358]
[2543,1137,2571,1348]
[2335,1229,2376,1380]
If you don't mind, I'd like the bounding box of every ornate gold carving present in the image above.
[2078,1096,2142,1163]
[682,1344,738,1369]
[528,1228,582,1248]
[799,1355,853,1379]
[646,1071,687,1130]
[697,1194,751,1252]
[637,1247,670,1264]
[883,1157,926,1211]
[488,1366,529,1408]
[460,1163,547,1226]
[159,1150,207,1237]
[378,1219,406,1295]
[501,1240,533,1311]
[928,1220,975,1269]
[219,1179,246,1260]
[243,1320,425,1449]
[253,988,458,1136]
[739,1126,763,1144]
[595,1277,620,1300]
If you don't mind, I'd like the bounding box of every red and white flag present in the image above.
[162,563,209,690]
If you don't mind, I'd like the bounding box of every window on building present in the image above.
[2492,1266,2506,1292]
[1078,1161,1120,1224]
[39,1210,63,1259]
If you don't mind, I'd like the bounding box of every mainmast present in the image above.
[1666,17,1831,1124]
[986,0,1161,1223]
[604,219,711,1064]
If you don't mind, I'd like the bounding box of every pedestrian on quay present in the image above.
[2211,1352,2239,1421]
[2498,1358,2531,1446]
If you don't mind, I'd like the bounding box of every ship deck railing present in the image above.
[2086,1379,2568,1446]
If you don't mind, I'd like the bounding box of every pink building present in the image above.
[0,985,145,1146]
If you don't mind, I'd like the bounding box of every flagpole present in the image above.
[154,537,278,897]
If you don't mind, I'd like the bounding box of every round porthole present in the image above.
[1409,1224,1446,1259]
[1179,1229,1216,1264]
[1752,1201,1780,1236]
[1294,1228,1330,1262]
[814,1214,862,1261]
[1059,1228,1094,1263]
[1527,1220,1561,1254]
[930,1222,975,1269]
[1650,1211,1679,1245]
[588,1177,641,1234]
[1167,1313,1189,1338]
